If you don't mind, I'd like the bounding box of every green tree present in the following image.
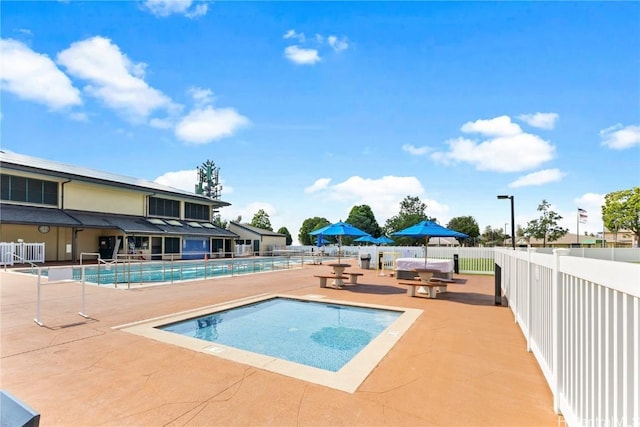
[479,225,505,247]
[523,199,568,247]
[602,187,640,247]
[250,209,272,231]
[298,217,331,246]
[343,205,382,245]
[277,226,293,246]
[446,216,479,246]
[213,217,228,229]
[383,196,433,246]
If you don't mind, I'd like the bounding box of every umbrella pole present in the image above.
[424,237,428,268]
[338,236,342,264]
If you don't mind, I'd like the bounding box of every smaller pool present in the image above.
[159,297,401,372]
[120,294,422,392]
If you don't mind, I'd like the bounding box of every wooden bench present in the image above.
[397,280,447,298]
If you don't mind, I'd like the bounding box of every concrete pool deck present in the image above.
[1,259,559,426]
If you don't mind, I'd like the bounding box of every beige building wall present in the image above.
[63,181,145,216]
[261,235,286,253]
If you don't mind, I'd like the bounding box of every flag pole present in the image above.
[576,208,580,245]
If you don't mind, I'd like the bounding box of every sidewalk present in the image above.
[1,261,558,426]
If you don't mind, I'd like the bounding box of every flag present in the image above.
[578,208,588,224]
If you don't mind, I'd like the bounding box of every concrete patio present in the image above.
[1,260,559,426]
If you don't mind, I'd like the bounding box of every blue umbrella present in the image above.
[354,235,377,245]
[309,221,369,263]
[316,234,329,247]
[375,236,394,245]
[392,220,468,267]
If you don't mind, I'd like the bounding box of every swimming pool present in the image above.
[17,256,324,286]
[159,297,401,372]
[119,294,422,393]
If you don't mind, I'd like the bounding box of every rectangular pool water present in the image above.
[158,297,402,372]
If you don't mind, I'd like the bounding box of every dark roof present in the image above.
[65,210,162,234]
[0,150,231,207]
[149,220,238,238]
[1,204,238,237]
[0,204,81,226]
[230,222,285,237]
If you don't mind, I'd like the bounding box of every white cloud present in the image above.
[149,117,174,129]
[517,112,559,130]
[283,29,305,43]
[175,105,250,144]
[509,168,566,188]
[308,175,436,221]
[57,36,177,121]
[327,35,349,52]
[461,115,522,137]
[189,87,214,106]
[402,144,431,156]
[0,38,82,109]
[600,124,640,150]
[223,202,277,224]
[432,115,556,172]
[142,0,208,18]
[284,45,321,65]
[304,178,331,194]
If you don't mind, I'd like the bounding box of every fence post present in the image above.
[526,247,536,352]
[552,248,570,413]
[494,263,502,306]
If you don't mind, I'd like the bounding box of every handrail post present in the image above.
[34,269,43,326]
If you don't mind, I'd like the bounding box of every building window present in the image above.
[164,237,180,254]
[185,202,210,221]
[148,196,180,218]
[0,174,58,206]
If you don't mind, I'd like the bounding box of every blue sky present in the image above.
[1,1,639,244]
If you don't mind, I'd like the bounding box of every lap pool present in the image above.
[119,294,422,393]
[16,256,324,287]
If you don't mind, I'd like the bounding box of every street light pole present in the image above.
[497,195,515,250]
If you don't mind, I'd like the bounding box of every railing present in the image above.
[495,248,640,427]
[31,254,314,288]
[0,242,45,266]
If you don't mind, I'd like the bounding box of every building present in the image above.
[512,230,636,248]
[0,150,239,262]
[228,222,287,256]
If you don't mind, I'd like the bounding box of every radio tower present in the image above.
[195,160,223,221]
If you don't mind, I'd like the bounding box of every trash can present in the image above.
[360,253,371,269]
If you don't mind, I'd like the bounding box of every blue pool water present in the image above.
[158,297,402,372]
[18,256,317,285]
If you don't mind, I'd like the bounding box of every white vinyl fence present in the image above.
[495,248,639,427]
[0,242,45,266]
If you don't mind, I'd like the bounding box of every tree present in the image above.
[602,187,640,247]
[250,209,273,231]
[213,217,228,229]
[298,217,331,246]
[523,199,568,247]
[344,205,382,245]
[480,225,505,247]
[277,226,293,246]
[446,216,479,246]
[383,196,433,246]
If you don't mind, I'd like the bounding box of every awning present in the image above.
[0,204,81,227]
[1,204,238,238]
[65,210,161,234]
